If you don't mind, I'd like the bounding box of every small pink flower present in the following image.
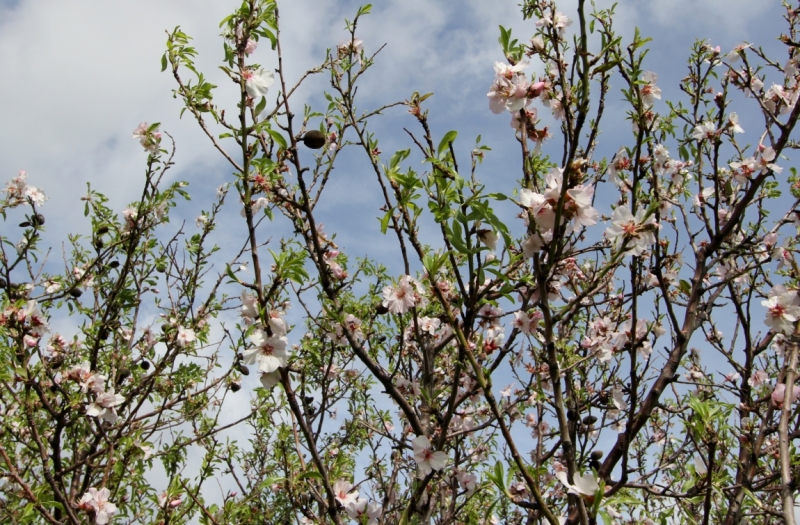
[748,369,770,387]
[412,435,447,476]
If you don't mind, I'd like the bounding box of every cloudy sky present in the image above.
[0,0,794,516]
[0,0,787,245]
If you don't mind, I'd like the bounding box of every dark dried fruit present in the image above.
[376,304,389,315]
[31,214,45,226]
[94,239,104,250]
[583,415,598,425]
[68,288,83,298]
[18,221,31,228]
[108,261,120,269]
[229,382,241,392]
[591,450,604,460]
[302,130,326,149]
[567,408,579,421]
[97,225,109,235]
[140,360,151,370]
[98,328,110,341]
[238,364,250,376]
[0,278,6,287]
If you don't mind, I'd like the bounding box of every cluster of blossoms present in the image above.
[477,303,505,354]
[328,313,363,344]
[581,315,657,362]
[2,170,46,208]
[331,479,381,524]
[63,361,125,424]
[241,295,289,389]
[487,59,549,139]
[131,122,162,153]
[0,300,49,348]
[729,143,782,185]
[78,487,117,525]
[727,41,800,115]
[325,249,347,280]
[519,166,599,251]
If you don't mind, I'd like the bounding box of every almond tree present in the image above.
[2,1,800,524]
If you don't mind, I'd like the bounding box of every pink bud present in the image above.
[528,81,547,98]
[771,383,800,408]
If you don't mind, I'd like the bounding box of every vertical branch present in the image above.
[779,338,799,525]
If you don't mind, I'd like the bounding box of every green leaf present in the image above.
[298,470,324,480]
[437,130,458,156]
[379,210,392,234]
[593,59,620,76]
[389,149,410,170]
[255,95,267,116]
[267,128,288,150]
[161,54,168,72]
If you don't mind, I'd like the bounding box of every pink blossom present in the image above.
[762,292,800,334]
[241,291,259,322]
[79,487,117,525]
[260,370,281,389]
[176,326,196,347]
[605,206,658,256]
[692,121,717,141]
[771,383,800,408]
[132,122,162,153]
[555,470,599,498]
[86,388,125,424]
[332,479,359,507]
[382,275,424,314]
[748,369,770,387]
[242,68,274,99]
[412,435,447,476]
[457,471,477,495]
[244,329,288,373]
[640,71,661,107]
[536,11,572,36]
